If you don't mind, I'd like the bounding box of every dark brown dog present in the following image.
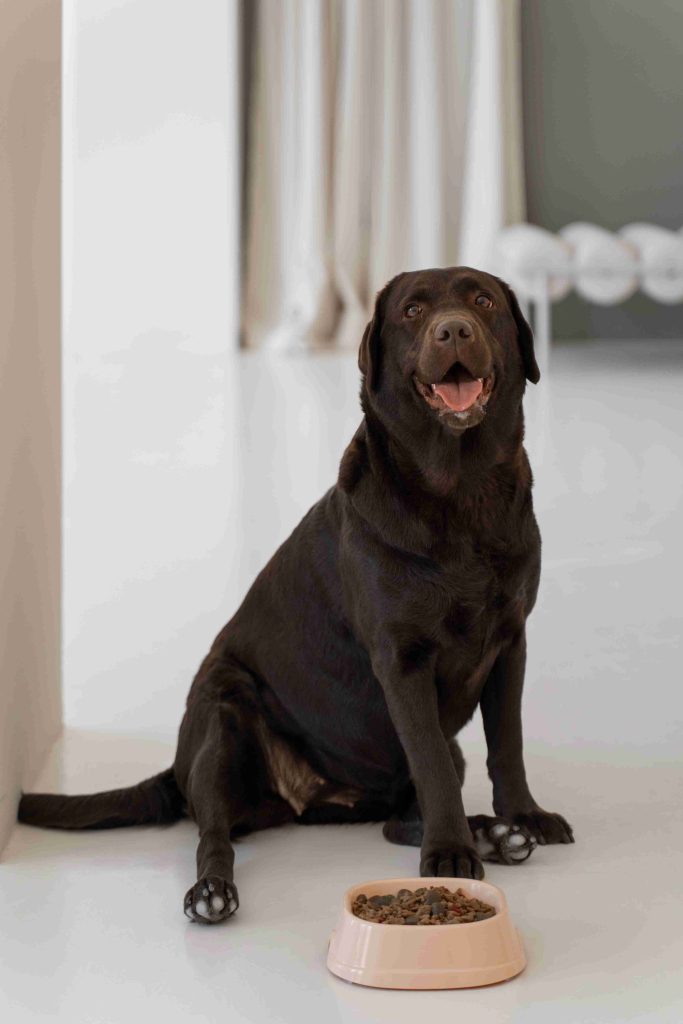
[19,266,574,923]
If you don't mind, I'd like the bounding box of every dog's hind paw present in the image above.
[184,876,239,924]
[468,815,537,865]
[382,814,423,848]
[511,810,574,846]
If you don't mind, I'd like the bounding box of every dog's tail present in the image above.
[17,767,185,830]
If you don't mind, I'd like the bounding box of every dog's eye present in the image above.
[475,295,493,309]
[404,304,422,318]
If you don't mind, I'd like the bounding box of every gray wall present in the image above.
[522,0,683,339]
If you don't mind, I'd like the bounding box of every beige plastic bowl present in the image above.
[327,877,526,989]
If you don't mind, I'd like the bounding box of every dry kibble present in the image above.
[351,885,496,925]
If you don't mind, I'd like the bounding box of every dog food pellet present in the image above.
[351,886,496,925]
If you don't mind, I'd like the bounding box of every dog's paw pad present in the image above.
[184,876,238,924]
[473,818,536,865]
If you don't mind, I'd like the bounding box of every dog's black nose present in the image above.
[434,318,473,343]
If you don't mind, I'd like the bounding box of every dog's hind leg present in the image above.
[177,701,245,923]
[295,797,395,826]
[174,672,283,924]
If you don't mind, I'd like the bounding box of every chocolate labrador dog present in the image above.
[19,266,574,923]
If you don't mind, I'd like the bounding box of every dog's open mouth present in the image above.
[413,362,495,420]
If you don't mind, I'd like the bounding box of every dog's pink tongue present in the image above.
[433,375,483,412]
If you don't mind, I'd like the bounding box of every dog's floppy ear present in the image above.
[495,277,540,385]
[358,316,380,391]
[358,274,404,391]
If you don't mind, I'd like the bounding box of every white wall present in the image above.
[0,0,62,852]
[62,0,242,736]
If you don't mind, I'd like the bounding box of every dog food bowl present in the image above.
[327,877,526,989]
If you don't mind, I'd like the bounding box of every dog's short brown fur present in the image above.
[19,267,574,923]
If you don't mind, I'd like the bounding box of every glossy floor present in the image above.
[3,732,681,1023]
[3,339,683,1023]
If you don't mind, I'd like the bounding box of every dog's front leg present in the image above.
[375,651,484,879]
[480,631,575,846]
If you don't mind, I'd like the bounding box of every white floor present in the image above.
[3,339,683,1023]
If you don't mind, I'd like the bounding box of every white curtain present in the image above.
[243,0,524,351]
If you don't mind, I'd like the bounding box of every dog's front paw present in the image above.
[420,843,485,879]
[512,810,574,846]
[184,876,239,924]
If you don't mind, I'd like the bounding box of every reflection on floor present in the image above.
[3,339,682,1023]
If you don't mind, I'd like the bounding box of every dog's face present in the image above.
[359,267,539,434]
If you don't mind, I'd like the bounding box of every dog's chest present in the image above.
[431,538,529,712]
[444,551,527,641]
[441,523,528,613]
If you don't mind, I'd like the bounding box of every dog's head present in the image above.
[359,267,539,435]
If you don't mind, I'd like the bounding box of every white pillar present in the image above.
[62,0,242,735]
